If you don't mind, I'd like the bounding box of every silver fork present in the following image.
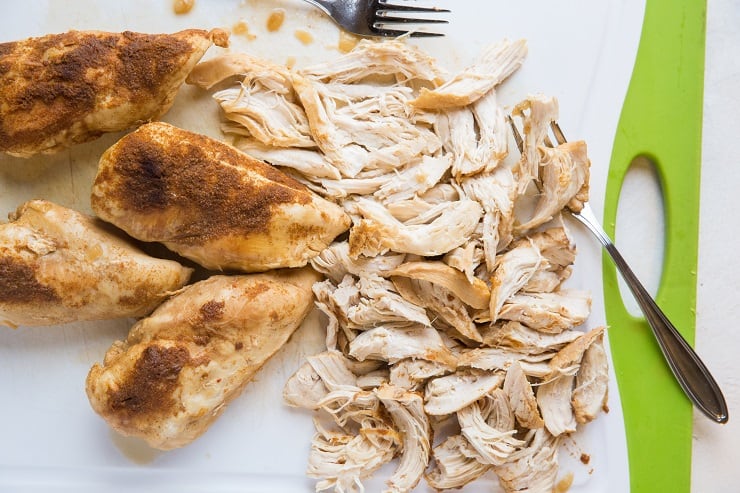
[301,0,449,37]
[508,117,728,424]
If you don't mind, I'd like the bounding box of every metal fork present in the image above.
[301,0,449,37]
[508,117,728,424]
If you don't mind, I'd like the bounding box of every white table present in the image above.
[693,0,740,490]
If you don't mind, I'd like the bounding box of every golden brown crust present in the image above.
[93,123,311,244]
[0,200,193,327]
[0,257,60,303]
[86,269,321,449]
[107,344,196,420]
[0,29,224,157]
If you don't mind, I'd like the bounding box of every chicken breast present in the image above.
[86,267,320,450]
[0,200,191,327]
[91,122,350,272]
[0,29,228,157]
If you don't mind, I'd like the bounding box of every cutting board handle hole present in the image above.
[615,154,665,317]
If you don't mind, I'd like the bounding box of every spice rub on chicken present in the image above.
[0,28,228,157]
[86,267,320,450]
[91,122,350,272]
[0,200,192,328]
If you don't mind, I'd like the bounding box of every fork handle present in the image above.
[572,208,729,424]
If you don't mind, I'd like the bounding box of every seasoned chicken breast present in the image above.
[91,122,350,272]
[0,200,192,327]
[0,28,228,157]
[86,267,321,450]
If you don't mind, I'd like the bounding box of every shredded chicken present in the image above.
[374,155,452,204]
[482,321,582,354]
[293,75,441,178]
[494,428,561,493]
[311,241,405,284]
[517,141,591,233]
[300,38,442,84]
[182,38,619,492]
[411,39,528,109]
[458,393,524,465]
[349,325,457,368]
[425,435,491,490]
[424,369,503,416]
[347,197,483,258]
[460,165,520,265]
[498,290,592,333]
[392,276,483,343]
[347,274,431,328]
[572,332,609,423]
[233,139,342,180]
[387,261,490,310]
[536,327,607,436]
[489,239,542,321]
[443,240,484,284]
[504,361,545,429]
[308,413,399,492]
[389,358,450,391]
[376,385,431,493]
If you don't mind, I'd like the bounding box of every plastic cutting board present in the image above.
[0,1,671,491]
[605,0,706,491]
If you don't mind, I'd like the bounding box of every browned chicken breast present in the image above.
[0,200,192,327]
[0,28,228,157]
[91,122,351,272]
[86,267,320,449]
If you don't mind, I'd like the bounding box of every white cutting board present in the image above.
[0,1,645,491]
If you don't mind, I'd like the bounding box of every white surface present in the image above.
[0,1,647,491]
[693,0,740,490]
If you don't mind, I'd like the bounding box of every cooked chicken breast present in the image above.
[91,122,350,272]
[0,200,191,327]
[0,29,228,158]
[86,267,320,450]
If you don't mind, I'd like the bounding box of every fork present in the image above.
[508,117,728,424]
[301,0,450,37]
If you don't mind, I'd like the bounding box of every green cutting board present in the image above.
[605,0,706,491]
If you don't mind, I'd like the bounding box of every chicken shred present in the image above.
[347,197,483,258]
[458,393,524,466]
[411,39,528,109]
[504,361,546,429]
[424,369,503,416]
[425,435,491,490]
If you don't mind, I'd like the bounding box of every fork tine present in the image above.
[377,0,451,13]
[550,121,567,145]
[407,30,446,37]
[507,115,524,153]
[375,14,449,24]
[373,27,446,37]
